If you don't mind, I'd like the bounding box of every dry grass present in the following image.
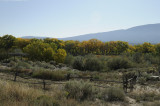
[0,79,110,106]
[143,101,160,106]
[2,65,160,106]
[128,85,160,102]
[0,79,63,106]
[0,80,41,105]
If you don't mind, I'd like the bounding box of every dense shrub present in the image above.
[138,77,146,85]
[64,54,74,67]
[34,61,56,69]
[72,56,85,71]
[8,60,17,67]
[10,61,32,73]
[132,52,143,63]
[17,61,32,69]
[40,61,56,69]
[57,63,66,68]
[0,49,8,61]
[84,57,103,71]
[65,80,98,101]
[49,60,56,65]
[143,54,160,64]
[107,56,132,70]
[32,70,66,81]
[101,87,125,101]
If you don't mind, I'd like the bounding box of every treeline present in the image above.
[65,39,159,55]
[0,35,66,62]
[0,35,160,62]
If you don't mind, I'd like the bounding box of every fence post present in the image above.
[42,79,46,90]
[66,73,70,81]
[130,79,134,92]
[14,72,18,81]
[123,75,128,93]
[90,76,93,82]
[126,77,128,93]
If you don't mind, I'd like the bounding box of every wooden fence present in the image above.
[0,71,137,92]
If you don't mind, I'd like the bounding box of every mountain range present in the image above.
[22,23,160,43]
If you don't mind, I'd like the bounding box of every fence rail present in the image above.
[0,71,136,92]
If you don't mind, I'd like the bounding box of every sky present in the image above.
[0,0,160,38]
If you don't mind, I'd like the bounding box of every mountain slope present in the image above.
[21,23,160,43]
[21,36,50,39]
[59,23,160,43]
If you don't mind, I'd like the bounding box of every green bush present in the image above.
[132,52,143,63]
[64,80,98,101]
[0,49,9,61]
[32,70,66,81]
[9,60,17,67]
[101,87,125,101]
[18,61,32,69]
[72,55,105,71]
[49,60,56,65]
[84,57,103,71]
[0,52,8,61]
[138,77,146,85]
[35,61,56,69]
[10,61,32,73]
[64,54,74,67]
[143,54,160,64]
[72,56,85,71]
[27,61,34,65]
[57,63,66,68]
[107,56,132,70]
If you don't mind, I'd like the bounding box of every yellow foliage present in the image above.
[54,49,67,63]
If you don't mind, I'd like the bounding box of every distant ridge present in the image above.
[21,36,50,39]
[22,23,160,43]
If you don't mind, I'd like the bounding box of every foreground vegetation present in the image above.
[0,77,126,106]
[0,69,160,106]
[0,57,160,106]
[1,34,160,105]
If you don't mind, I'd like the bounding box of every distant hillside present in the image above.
[21,36,50,39]
[59,23,160,43]
[22,23,160,43]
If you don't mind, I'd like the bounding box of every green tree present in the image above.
[44,38,64,49]
[54,49,67,63]
[24,41,54,61]
[141,42,155,54]
[155,43,160,55]
[0,35,16,50]
[115,41,129,54]
[14,38,30,49]
[43,47,55,62]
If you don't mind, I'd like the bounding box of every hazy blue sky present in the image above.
[0,0,160,38]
